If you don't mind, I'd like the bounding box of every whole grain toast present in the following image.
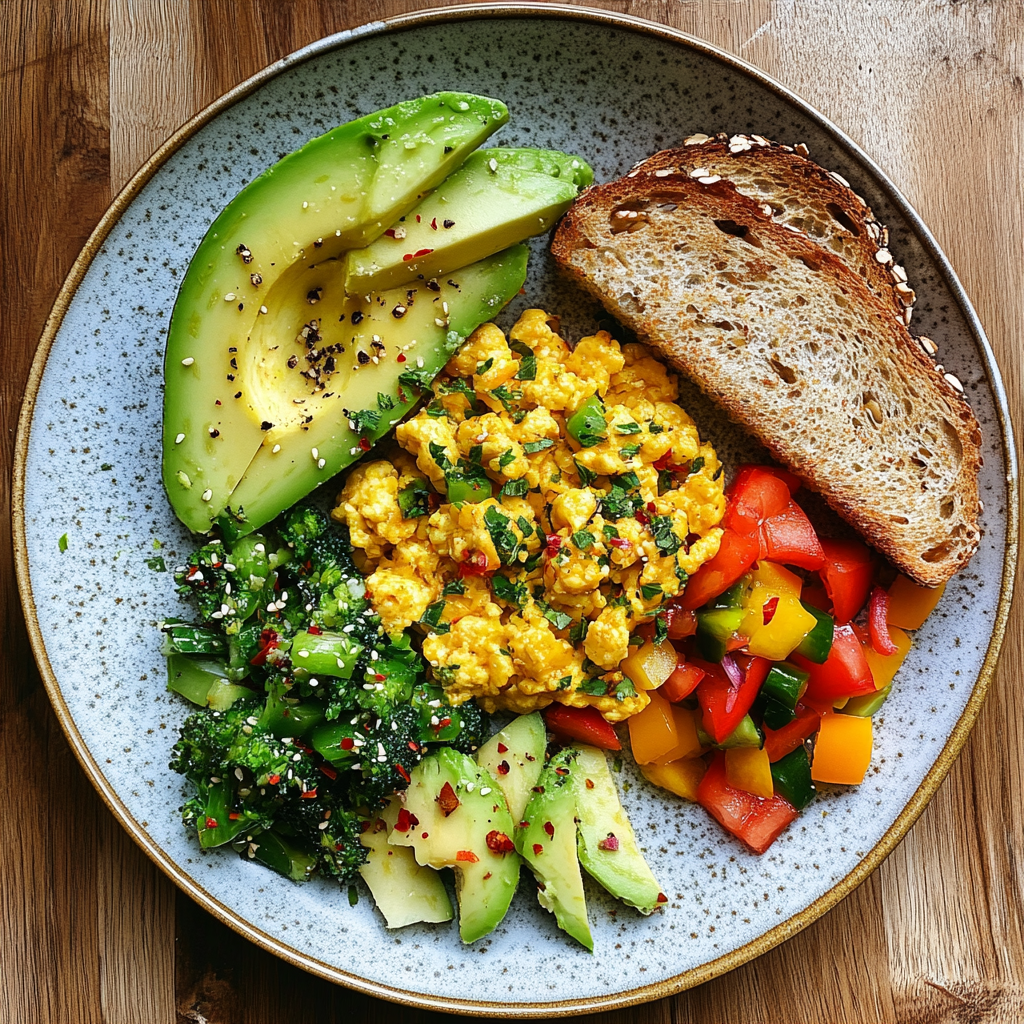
[551,171,982,586]
[631,134,915,327]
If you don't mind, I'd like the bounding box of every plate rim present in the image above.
[12,3,1019,1016]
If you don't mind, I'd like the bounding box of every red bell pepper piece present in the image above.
[659,657,706,703]
[867,586,898,656]
[694,654,771,743]
[665,604,698,639]
[818,537,874,623]
[763,704,821,762]
[792,623,875,704]
[680,528,760,611]
[758,500,825,570]
[696,752,799,854]
[542,704,621,751]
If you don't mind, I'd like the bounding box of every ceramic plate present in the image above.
[14,5,1017,1016]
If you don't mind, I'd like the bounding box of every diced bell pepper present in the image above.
[639,757,707,801]
[696,712,763,749]
[811,709,872,784]
[695,581,747,662]
[680,528,760,611]
[818,537,874,623]
[659,657,705,703]
[621,639,679,691]
[792,623,875,704]
[739,562,816,661]
[795,603,835,664]
[725,746,774,798]
[887,575,945,630]
[566,394,607,447]
[628,689,693,764]
[694,654,770,744]
[862,624,912,691]
[543,703,621,750]
[759,661,810,729]
[763,704,821,763]
[770,746,816,809]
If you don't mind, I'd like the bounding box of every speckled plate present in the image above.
[13,4,1017,1017]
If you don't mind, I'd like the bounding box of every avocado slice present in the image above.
[517,747,593,951]
[388,747,520,943]
[343,148,586,294]
[476,712,547,822]
[358,795,454,929]
[163,93,508,533]
[571,745,663,914]
[217,245,527,533]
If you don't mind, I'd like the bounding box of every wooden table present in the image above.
[3,2,1021,1021]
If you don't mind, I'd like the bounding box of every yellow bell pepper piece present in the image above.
[739,563,816,660]
[863,625,912,690]
[811,710,872,784]
[640,757,707,801]
[627,689,680,764]
[652,704,703,764]
[621,639,678,691]
[724,746,774,798]
[887,575,945,630]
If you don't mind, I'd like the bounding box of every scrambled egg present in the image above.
[333,310,725,722]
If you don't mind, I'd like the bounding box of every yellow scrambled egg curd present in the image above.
[332,310,726,723]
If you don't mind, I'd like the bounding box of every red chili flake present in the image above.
[608,536,632,550]
[635,508,650,526]
[653,450,674,472]
[397,352,407,363]
[762,596,780,625]
[585,778,595,790]
[384,228,397,238]
[267,774,281,785]
[228,812,241,821]
[496,760,510,776]
[497,742,508,754]
[656,892,668,904]
[374,673,387,682]
[437,781,460,816]
[483,872,492,880]
[486,830,514,854]
[430,217,438,230]
[340,737,354,751]
[647,501,658,513]
[301,788,318,800]
[543,821,555,839]
[519,820,529,829]
[320,764,337,780]
[597,833,619,851]
[402,247,434,262]
[421,832,429,839]
[395,763,411,784]
[545,533,562,557]
[554,767,569,776]
[205,817,218,829]
[307,624,322,635]
[416,214,421,223]
[457,551,491,577]
[456,850,479,863]
[532,843,544,856]
[394,807,419,833]
[407,741,420,752]
[435,717,452,732]
[359,437,371,451]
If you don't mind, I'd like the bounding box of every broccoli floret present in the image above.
[175,541,265,629]
[344,704,424,808]
[410,683,488,753]
[273,790,367,885]
[353,635,422,718]
[170,696,264,784]
[277,504,330,562]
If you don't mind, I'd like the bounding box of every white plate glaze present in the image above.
[14,6,1016,1017]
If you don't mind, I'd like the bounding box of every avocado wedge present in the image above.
[163,93,508,534]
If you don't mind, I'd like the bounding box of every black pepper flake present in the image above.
[287,355,298,369]
[229,347,237,353]
[230,358,238,369]
[234,391,242,399]
[351,310,364,325]
[250,272,262,286]
[235,243,253,264]
[443,145,454,154]
[260,420,274,431]
[426,279,440,292]
[237,303,244,311]
[226,374,235,381]
[307,287,322,304]
[357,350,370,365]
[338,312,346,322]
[443,219,455,229]
[209,428,220,437]
[392,305,406,319]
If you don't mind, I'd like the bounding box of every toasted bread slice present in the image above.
[551,172,982,586]
[631,136,913,325]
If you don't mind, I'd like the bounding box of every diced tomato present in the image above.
[759,500,825,570]
[680,528,760,610]
[543,704,621,750]
[659,657,706,703]
[818,537,874,623]
[696,752,799,854]
[792,623,875,704]
[666,604,698,639]
[725,466,792,532]
[801,581,831,612]
[763,704,821,762]
[694,654,770,743]
[867,586,898,656]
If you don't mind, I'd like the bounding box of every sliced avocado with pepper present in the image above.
[343,147,590,294]
[388,746,520,943]
[476,712,546,822]
[163,93,508,534]
[571,744,663,914]
[516,747,593,951]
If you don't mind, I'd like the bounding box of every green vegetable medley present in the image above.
[164,505,485,885]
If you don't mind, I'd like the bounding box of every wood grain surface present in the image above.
[2,2,1021,1022]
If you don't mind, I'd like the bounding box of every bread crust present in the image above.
[551,170,982,587]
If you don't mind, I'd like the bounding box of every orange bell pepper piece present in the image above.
[886,575,945,630]
[810,710,872,784]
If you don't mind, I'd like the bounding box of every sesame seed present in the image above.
[201,489,213,502]
[944,372,965,394]
[181,357,195,366]
[259,305,268,314]
[175,432,185,444]
[272,444,281,453]
[311,447,319,459]
[302,201,308,209]
[318,458,326,469]
[224,293,236,301]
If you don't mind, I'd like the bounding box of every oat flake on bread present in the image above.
[551,155,982,587]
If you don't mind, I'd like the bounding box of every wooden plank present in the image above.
[2,1,1021,1021]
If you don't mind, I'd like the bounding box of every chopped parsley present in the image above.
[442,579,466,596]
[490,384,520,413]
[640,583,664,601]
[555,675,574,691]
[474,357,494,376]
[483,506,521,566]
[491,574,528,608]
[510,340,537,381]
[538,601,573,631]
[497,449,517,469]
[690,456,705,475]
[618,443,642,459]
[523,438,554,454]
[653,612,669,645]
[376,392,395,411]
[398,480,432,518]
[649,515,682,555]
[420,601,449,634]
[397,367,435,392]
[348,408,381,436]
[615,422,642,434]
[500,478,529,498]
[574,459,597,487]
[615,677,638,701]
[579,677,609,696]
[571,529,596,550]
